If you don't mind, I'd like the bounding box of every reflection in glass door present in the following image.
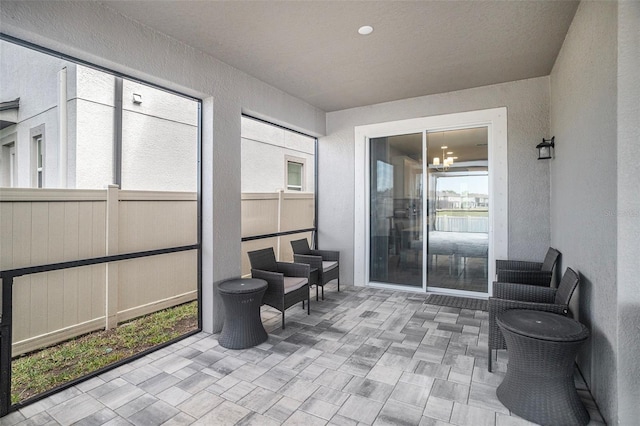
[426,128,489,294]
[369,133,424,288]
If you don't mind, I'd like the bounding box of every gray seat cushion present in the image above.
[283,277,308,293]
[322,261,338,272]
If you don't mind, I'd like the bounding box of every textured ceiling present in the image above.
[102,0,579,112]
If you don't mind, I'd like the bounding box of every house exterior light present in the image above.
[536,137,555,160]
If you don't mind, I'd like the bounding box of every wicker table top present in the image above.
[497,309,589,342]
[219,278,267,295]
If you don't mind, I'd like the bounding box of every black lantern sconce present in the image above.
[536,136,555,160]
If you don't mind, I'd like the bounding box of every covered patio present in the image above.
[1,284,604,425]
[0,1,638,425]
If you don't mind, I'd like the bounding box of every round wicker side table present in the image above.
[218,278,268,350]
[496,309,590,426]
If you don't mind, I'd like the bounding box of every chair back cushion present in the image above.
[248,248,278,272]
[291,239,311,255]
[555,267,580,305]
[541,247,561,272]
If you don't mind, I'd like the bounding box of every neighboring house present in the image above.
[241,115,315,193]
[0,41,198,191]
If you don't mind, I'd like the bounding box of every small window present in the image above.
[287,160,303,191]
[1,140,17,187]
[35,135,43,188]
[29,124,45,188]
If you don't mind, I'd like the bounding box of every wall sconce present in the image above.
[132,93,142,104]
[536,137,555,160]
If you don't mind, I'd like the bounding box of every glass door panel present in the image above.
[426,128,489,294]
[369,133,423,287]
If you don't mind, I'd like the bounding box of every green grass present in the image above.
[11,301,197,404]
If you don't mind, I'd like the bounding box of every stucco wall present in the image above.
[549,2,619,423]
[241,116,315,193]
[0,0,326,333]
[0,40,66,187]
[616,2,640,424]
[322,77,550,285]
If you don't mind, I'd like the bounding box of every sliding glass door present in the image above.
[369,133,424,288]
[426,128,489,295]
[368,127,490,296]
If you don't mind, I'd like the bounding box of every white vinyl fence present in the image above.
[241,191,315,277]
[435,214,489,233]
[0,186,197,356]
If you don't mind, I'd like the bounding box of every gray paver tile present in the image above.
[127,400,179,426]
[73,407,118,426]
[220,380,256,402]
[17,398,55,419]
[313,368,354,390]
[47,393,105,424]
[423,396,454,422]
[373,399,424,426]
[177,390,224,418]
[99,382,146,410]
[14,411,58,425]
[237,386,282,414]
[366,364,403,386]
[115,394,158,418]
[468,381,508,414]
[495,413,537,425]
[282,410,328,426]
[0,411,25,425]
[264,396,303,423]
[389,381,430,409]
[343,377,394,403]
[279,377,320,402]
[161,412,196,426]
[337,394,384,424]
[192,400,250,425]
[236,412,281,426]
[430,379,469,404]
[450,401,496,426]
[252,366,297,392]
[299,397,340,421]
[157,386,193,406]
[312,385,350,406]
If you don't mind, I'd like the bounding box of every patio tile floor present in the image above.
[4,284,605,426]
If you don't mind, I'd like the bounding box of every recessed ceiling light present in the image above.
[358,25,373,35]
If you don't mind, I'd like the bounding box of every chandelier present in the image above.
[432,145,455,171]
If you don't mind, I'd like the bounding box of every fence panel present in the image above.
[0,187,197,356]
[240,192,315,277]
[0,189,107,355]
[280,193,315,232]
[241,193,279,239]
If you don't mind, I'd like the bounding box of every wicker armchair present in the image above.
[495,247,560,287]
[290,238,340,301]
[488,267,580,372]
[248,248,310,329]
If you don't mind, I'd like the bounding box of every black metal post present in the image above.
[0,275,14,417]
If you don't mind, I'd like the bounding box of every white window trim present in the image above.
[285,155,306,192]
[1,134,18,187]
[30,124,46,188]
